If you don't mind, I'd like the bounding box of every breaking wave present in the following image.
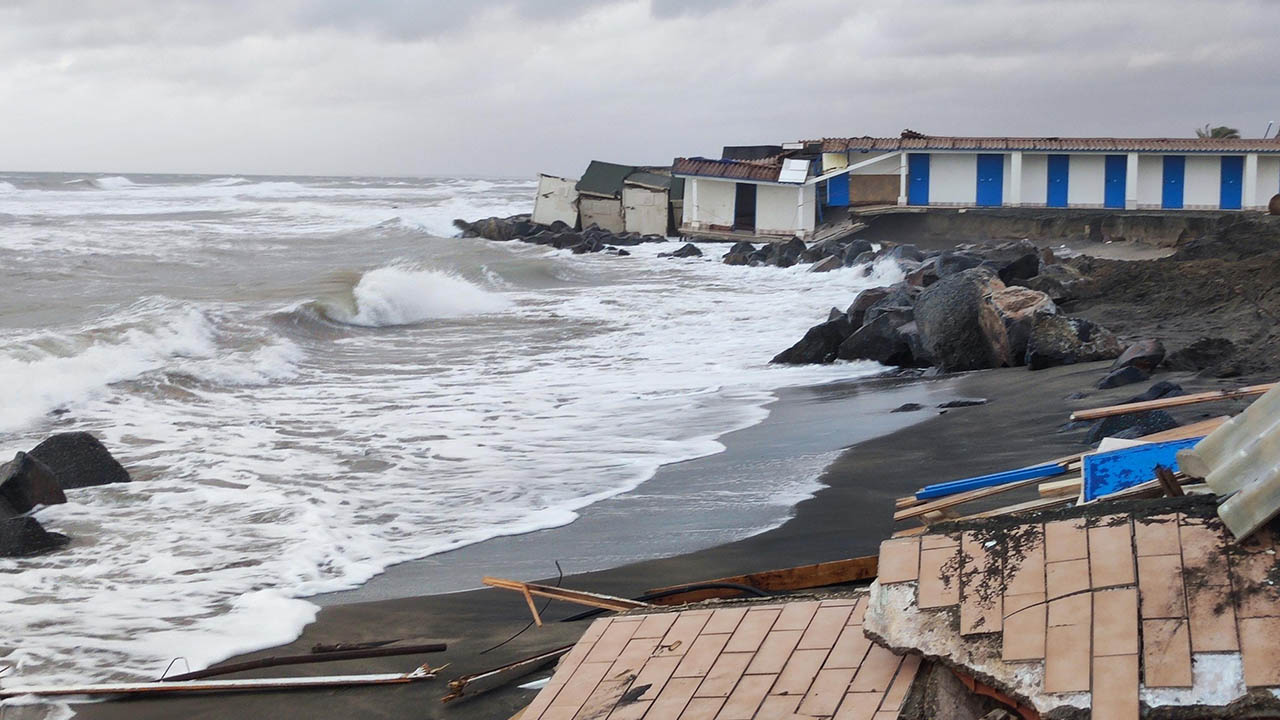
[307,266,510,328]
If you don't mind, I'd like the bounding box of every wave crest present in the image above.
[313,266,510,328]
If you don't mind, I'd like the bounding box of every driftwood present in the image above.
[644,555,879,604]
[482,577,649,626]
[161,642,447,682]
[0,664,438,699]
[1069,384,1273,421]
[442,645,572,703]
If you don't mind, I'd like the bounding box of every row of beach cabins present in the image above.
[534,131,1280,242]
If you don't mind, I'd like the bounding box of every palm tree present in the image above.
[1195,124,1241,139]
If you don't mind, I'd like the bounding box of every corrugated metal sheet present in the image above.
[672,157,782,182]
[575,161,636,198]
[622,171,671,191]
[1177,384,1280,540]
[818,136,1280,154]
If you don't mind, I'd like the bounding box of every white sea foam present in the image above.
[92,176,139,190]
[326,265,511,327]
[0,307,218,434]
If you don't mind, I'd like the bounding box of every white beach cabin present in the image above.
[531,173,579,228]
[674,134,1280,242]
[822,134,1280,211]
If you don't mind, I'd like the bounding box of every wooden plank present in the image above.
[645,556,878,602]
[483,578,649,614]
[1069,384,1273,421]
[0,664,438,699]
[895,474,1050,522]
[1038,475,1083,497]
[951,495,1074,522]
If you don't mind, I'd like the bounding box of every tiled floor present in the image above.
[876,510,1280,719]
[519,596,920,720]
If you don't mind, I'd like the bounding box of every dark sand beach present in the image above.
[73,359,1257,720]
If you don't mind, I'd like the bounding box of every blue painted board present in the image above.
[1082,437,1202,502]
[916,463,1066,500]
[1047,155,1069,207]
[827,172,850,207]
[908,154,929,205]
[976,154,1004,207]
[1162,156,1185,209]
[1220,156,1244,210]
[1104,155,1127,208]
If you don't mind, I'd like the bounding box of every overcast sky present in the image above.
[1,0,1277,178]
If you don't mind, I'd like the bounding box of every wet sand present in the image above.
[71,361,1248,720]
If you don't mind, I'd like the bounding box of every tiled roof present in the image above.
[672,156,784,182]
[518,594,922,720]
[818,136,1280,153]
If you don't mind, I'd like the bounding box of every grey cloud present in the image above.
[0,0,1278,177]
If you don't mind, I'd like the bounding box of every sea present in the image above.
[0,172,905,693]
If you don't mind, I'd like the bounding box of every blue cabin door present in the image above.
[1220,156,1243,210]
[1162,156,1185,209]
[1104,155,1127,208]
[907,154,929,205]
[1046,155,1069,207]
[976,154,1003,206]
[827,172,850,207]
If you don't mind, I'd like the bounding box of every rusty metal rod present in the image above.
[160,642,447,682]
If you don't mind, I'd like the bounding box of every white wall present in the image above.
[1067,155,1106,206]
[1020,154,1048,206]
[681,178,735,228]
[579,196,625,233]
[1136,155,1164,208]
[757,184,815,236]
[622,185,668,236]
[847,152,900,174]
[531,174,579,227]
[1184,155,1220,208]
[929,153,977,205]
[1256,157,1280,207]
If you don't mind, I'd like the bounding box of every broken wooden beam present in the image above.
[482,577,650,618]
[1069,384,1273,422]
[441,645,572,703]
[1,664,438,699]
[643,555,878,603]
[160,642,447,682]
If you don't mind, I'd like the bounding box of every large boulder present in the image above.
[1270,194,1280,215]
[0,452,66,513]
[1111,339,1166,373]
[29,432,131,490]
[915,269,1013,372]
[1019,263,1094,302]
[990,287,1057,364]
[935,251,985,278]
[0,516,69,557]
[771,315,856,365]
[862,285,918,326]
[660,243,703,259]
[846,287,894,327]
[1024,315,1124,371]
[972,239,1042,284]
[809,255,843,273]
[1096,365,1150,389]
[836,309,917,365]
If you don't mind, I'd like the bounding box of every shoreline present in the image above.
[318,372,958,606]
[73,359,1201,720]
